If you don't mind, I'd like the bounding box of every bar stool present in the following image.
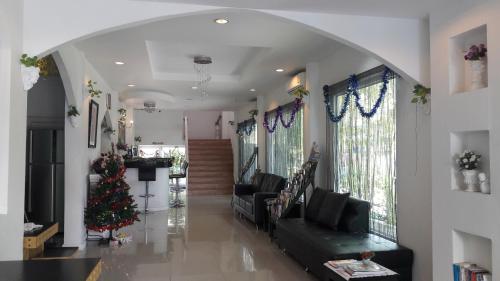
[139,165,156,214]
[170,161,188,208]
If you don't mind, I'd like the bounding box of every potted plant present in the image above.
[20,54,41,91]
[134,136,142,145]
[457,150,481,192]
[464,44,487,90]
[87,80,103,98]
[289,85,310,100]
[67,105,80,127]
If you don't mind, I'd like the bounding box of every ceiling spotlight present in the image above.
[249,88,256,92]
[275,68,285,73]
[127,84,136,87]
[214,18,229,24]
[191,86,198,90]
[114,61,125,65]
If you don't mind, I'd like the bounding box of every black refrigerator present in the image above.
[25,129,64,229]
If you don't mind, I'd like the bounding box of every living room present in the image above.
[0,1,497,281]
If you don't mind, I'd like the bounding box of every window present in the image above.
[238,121,257,184]
[327,66,397,241]
[266,104,304,179]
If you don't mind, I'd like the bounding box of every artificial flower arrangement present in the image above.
[134,136,142,144]
[464,44,487,61]
[411,84,431,105]
[249,109,258,119]
[67,105,80,117]
[87,80,103,98]
[457,150,481,170]
[360,251,375,262]
[289,85,310,99]
[20,54,41,91]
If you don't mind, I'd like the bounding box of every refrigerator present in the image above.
[25,129,64,229]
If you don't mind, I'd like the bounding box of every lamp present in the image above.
[193,55,212,97]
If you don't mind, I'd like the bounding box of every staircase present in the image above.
[187,139,234,196]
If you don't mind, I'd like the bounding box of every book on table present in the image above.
[325,259,397,280]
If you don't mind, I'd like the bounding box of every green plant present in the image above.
[67,105,80,117]
[290,85,310,99]
[249,109,258,118]
[411,84,431,104]
[87,80,102,98]
[20,54,39,67]
[118,108,127,116]
[134,136,142,143]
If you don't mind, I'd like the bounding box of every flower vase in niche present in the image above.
[464,44,487,90]
[457,150,481,192]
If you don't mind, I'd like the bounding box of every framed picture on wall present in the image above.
[106,93,111,110]
[88,99,99,148]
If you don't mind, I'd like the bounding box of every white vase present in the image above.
[21,65,40,91]
[69,115,79,128]
[470,59,487,90]
[462,169,479,192]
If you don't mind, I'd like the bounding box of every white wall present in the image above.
[134,110,184,145]
[185,110,221,139]
[430,1,500,280]
[235,46,432,281]
[56,44,120,248]
[0,0,26,261]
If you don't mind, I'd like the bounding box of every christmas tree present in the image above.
[85,147,139,236]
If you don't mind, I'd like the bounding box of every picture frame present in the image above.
[88,99,99,148]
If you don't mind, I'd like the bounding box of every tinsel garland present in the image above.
[236,118,256,136]
[324,67,392,123]
[263,98,303,133]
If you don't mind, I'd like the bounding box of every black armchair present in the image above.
[233,172,286,226]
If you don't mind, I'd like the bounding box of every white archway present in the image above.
[23,1,429,85]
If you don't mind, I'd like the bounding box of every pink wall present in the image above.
[184,111,221,139]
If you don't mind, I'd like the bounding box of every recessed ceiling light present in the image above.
[191,86,198,90]
[214,18,229,24]
[115,61,125,65]
[127,84,136,87]
[275,68,285,72]
[249,88,256,92]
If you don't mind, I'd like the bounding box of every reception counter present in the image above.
[124,158,172,212]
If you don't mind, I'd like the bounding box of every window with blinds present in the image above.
[326,65,398,241]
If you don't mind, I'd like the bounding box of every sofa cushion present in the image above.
[317,192,350,230]
[252,173,266,192]
[338,198,370,233]
[260,174,285,192]
[305,188,328,222]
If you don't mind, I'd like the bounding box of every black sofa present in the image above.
[233,172,287,226]
[275,188,413,281]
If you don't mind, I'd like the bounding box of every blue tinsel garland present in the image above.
[324,67,392,123]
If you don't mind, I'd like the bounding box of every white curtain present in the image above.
[267,106,304,179]
[328,68,397,241]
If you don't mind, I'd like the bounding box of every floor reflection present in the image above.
[78,195,317,281]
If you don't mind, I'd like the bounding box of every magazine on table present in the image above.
[325,259,397,280]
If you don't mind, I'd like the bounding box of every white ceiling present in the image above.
[75,10,344,110]
[132,0,443,18]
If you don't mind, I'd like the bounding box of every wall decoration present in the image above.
[263,98,303,133]
[289,85,310,99]
[88,100,99,148]
[87,80,103,98]
[324,66,393,123]
[411,84,431,104]
[20,54,41,91]
[456,150,481,192]
[67,105,80,128]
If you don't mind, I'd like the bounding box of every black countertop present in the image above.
[0,258,100,281]
[124,158,173,169]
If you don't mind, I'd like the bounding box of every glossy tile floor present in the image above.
[78,195,318,281]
